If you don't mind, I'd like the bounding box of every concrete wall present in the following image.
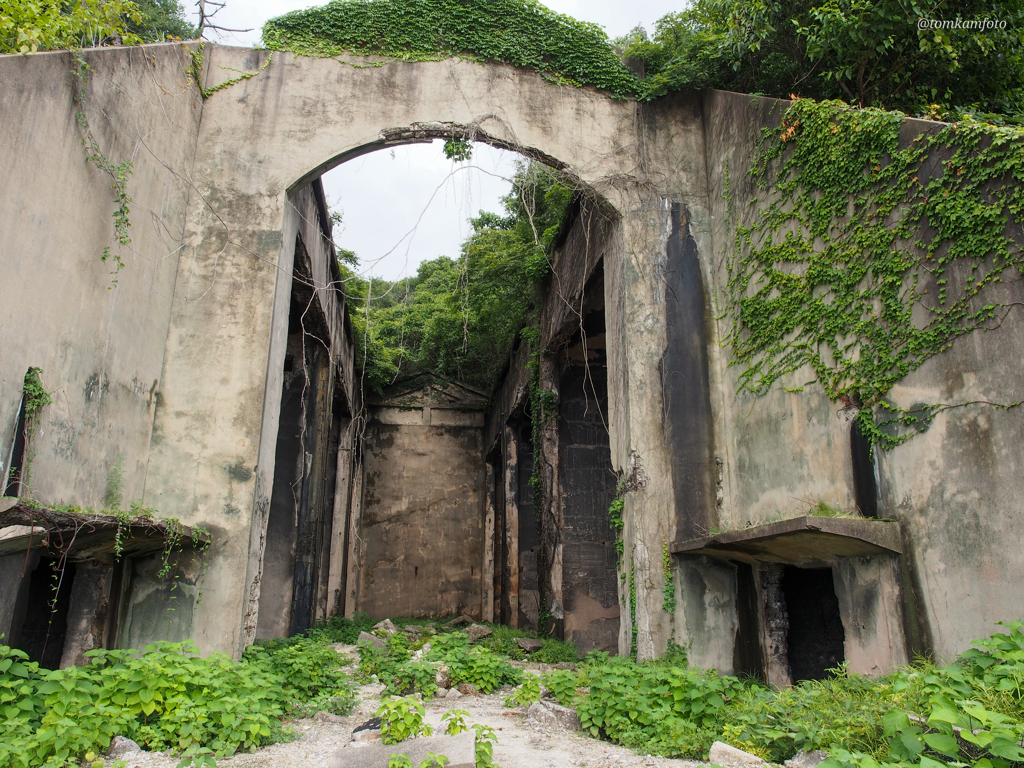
[0,43,202,509]
[357,396,486,619]
[5,42,1024,667]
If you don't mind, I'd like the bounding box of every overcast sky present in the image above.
[187,0,682,280]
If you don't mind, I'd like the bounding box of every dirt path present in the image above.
[121,680,705,768]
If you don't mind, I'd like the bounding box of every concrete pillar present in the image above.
[60,559,112,668]
[481,463,496,623]
[503,425,520,628]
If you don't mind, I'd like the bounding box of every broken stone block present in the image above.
[445,687,463,700]
[106,736,142,759]
[457,682,478,696]
[357,631,386,649]
[405,624,422,633]
[431,662,451,689]
[313,711,347,723]
[709,741,766,768]
[785,750,830,768]
[373,618,399,635]
[515,637,544,652]
[351,717,382,742]
[446,614,474,628]
[526,700,581,731]
[466,624,492,642]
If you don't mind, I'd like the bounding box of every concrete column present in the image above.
[326,420,355,617]
[343,451,364,619]
[60,559,113,668]
[481,462,496,623]
[503,425,520,628]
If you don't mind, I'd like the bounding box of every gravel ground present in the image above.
[115,675,707,768]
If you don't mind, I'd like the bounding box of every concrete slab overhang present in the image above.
[0,498,211,560]
[669,515,902,567]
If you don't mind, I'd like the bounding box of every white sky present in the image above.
[186,0,682,280]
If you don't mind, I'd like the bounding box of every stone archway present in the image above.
[142,47,650,654]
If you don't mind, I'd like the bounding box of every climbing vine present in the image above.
[661,541,676,619]
[261,0,639,98]
[72,54,133,287]
[186,42,274,99]
[725,99,1024,449]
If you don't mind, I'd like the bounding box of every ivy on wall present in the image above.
[724,99,1024,448]
[261,0,639,99]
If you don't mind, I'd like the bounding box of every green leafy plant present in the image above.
[531,639,580,664]
[377,697,433,745]
[0,0,142,53]
[504,674,541,708]
[472,723,498,768]
[441,708,470,735]
[544,668,581,706]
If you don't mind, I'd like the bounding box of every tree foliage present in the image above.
[623,0,1024,119]
[0,0,195,54]
[126,0,197,42]
[0,0,141,54]
[344,159,571,395]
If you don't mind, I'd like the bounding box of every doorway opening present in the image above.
[782,566,846,682]
[14,558,76,669]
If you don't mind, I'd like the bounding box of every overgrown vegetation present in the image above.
[723,97,1024,448]
[342,159,571,395]
[5,610,1024,768]
[0,638,352,768]
[262,0,638,98]
[0,0,196,54]
[619,0,1024,120]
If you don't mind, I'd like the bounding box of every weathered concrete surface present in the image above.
[0,43,202,508]
[357,382,487,619]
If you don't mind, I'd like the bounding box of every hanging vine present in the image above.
[724,99,1024,449]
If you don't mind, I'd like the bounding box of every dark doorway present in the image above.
[851,421,879,518]
[16,558,76,669]
[782,566,845,682]
[733,561,765,680]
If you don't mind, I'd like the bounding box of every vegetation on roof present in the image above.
[261,0,640,98]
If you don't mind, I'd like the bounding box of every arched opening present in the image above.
[255,132,620,649]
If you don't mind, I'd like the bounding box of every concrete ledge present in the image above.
[670,515,902,566]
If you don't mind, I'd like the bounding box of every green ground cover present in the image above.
[5,617,1022,768]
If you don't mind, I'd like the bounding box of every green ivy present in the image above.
[261,0,639,99]
[21,368,53,420]
[724,99,1024,449]
[661,541,676,621]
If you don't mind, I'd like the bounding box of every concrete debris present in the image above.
[515,637,544,652]
[331,643,359,658]
[446,614,474,628]
[313,711,347,723]
[445,687,464,700]
[785,750,830,768]
[432,662,451,689]
[466,624,493,642]
[404,624,421,633]
[373,618,399,635]
[351,717,382,742]
[357,631,386,649]
[709,741,766,768]
[457,682,479,696]
[526,700,581,731]
[337,731,476,768]
[106,736,141,759]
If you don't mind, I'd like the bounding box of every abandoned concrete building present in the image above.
[2,41,1023,687]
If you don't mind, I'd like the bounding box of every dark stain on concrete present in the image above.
[226,460,253,482]
[660,202,715,541]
